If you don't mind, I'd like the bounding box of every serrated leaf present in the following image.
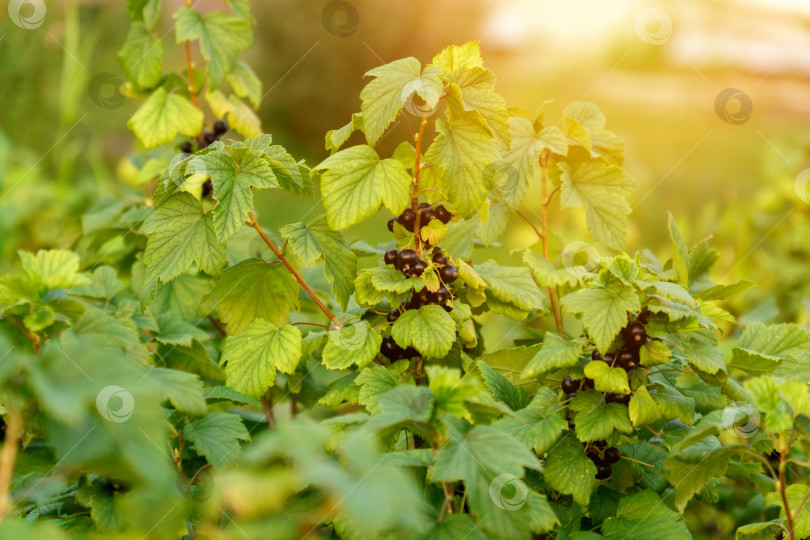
[18,249,87,289]
[220,320,302,398]
[478,360,529,410]
[474,260,545,312]
[544,434,598,506]
[208,259,299,335]
[628,385,661,427]
[127,87,203,148]
[583,361,630,394]
[227,60,262,106]
[561,284,641,353]
[139,193,226,282]
[281,216,356,309]
[118,22,163,89]
[313,145,411,230]
[174,7,253,86]
[183,412,250,466]
[392,305,456,358]
[147,367,207,416]
[640,340,671,366]
[666,448,731,512]
[521,333,582,378]
[206,90,262,138]
[574,400,633,442]
[558,158,637,250]
[601,490,691,540]
[522,250,579,288]
[732,323,810,375]
[323,323,382,370]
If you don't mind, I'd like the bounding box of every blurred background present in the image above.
[2,0,810,322]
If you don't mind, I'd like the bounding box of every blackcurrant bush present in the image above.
[213,119,228,135]
[435,205,452,224]
[387,218,397,232]
[623,321,647,345]
[561,376,577,394]
[605,447,621,464]
[595,462,612,480]
[399,209,416,232]
[439,264,459,283]
[409,259,428,277]
[387,310,400,323]
[180,141,192,153]
[432,251,447,266]
[384,249,399,265]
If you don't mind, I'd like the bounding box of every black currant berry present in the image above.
[420,207,437,224]
[434,286,449,303]
[562,376,577,394]
[623,321,647,345]
[204,131,217,145]
[399,209,417,232]
[202,179,213,198]
[418,202,431,210]
[592,440,607,449]
[402,346,418,358]
[397,249,417,272]
[439,264,459,283]
[581,378,595,390]
[595,462,612,480]
[409,260,428,277]
[604,352,616,366]
[433,251,447,266]
[213,119,229,135]
[180,141,193,153]
[387,218,397,232]
[592,350,603,361]
[384,249,399,265]
[617,350,639,371]
[435,205,452,224]
[638,310,652,325]
[381,336,399,359]
[416,289,431,305]
[387,310,400,323]
[604,447,621,464]
[606,393,631,406]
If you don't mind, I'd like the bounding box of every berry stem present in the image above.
[182,0,198,108]
[0,406,22,518]
[778,433,796,540]
[411,113,430,256]
[539,150,563,332]
[249,211,342,328]
[261,389,276,429]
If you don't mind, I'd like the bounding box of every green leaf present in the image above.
[127,87,203,148]
[147,367,207,416]
[325,113,364,153]
[183,412,250,466]
[493,390,567,454]
[474,260,545,312]
[764,484,810,539]
[207,259,299,335]
[544,434,598,506]
[118,22,163,89]
[355,365,401,414]
[561,283,641,353]
[154,311,209,346]
[478,360,530,410]
[668,214,690,287]
[601,490,691,540]
[139,193,226,282]
[583,361,631,394]
[174,7,253,86]
[640,340,672,366]
[426,366,484,418]
[220,320,303,398]
[313,145,411,230]
[558,158,637,250]
[522,250,579,288]
[628,385,662,427]
[323,323,382,370]
[392,305,456,358]
[521,333,582,378]
[574,399,633,442]
[281,216,357,309]
[203,385,261,406]
[18,249,87,289]
[666,448,731,512]
[205,90,262,138]
[193,146,281,241]
[425,106,501,217]
[732,323,810,374]
[360,58,442,145]
[227,60,262,106]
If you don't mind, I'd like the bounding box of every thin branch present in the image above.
[0,408,22,517]
[182,0,198,108]
[620,456,655,468]
[411,114,430,256]
[208,316,227,336]
[248,211,341,328]
[779,435,796,540]
[516,209,544,240]
[261,389,276,429]
[538,150,563,332]
[544,185,561,208]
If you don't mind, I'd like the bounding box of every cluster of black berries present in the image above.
[584,440,622,480]
[387,203,453,247]
[180,119,229,154]
[383,248,458,283]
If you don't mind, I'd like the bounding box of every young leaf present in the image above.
[391,305,456,358]
[474,260,545,312]
[118,22,163,89]
[543,434,598,506]
[574,400,633,442]
[313,145,411,230]
[220,320,303,398]
[127,87,203,148]
[322,323,382,370]
[583,361,631,394]
[139,193,226,283]
[183,412,251,466]
[521,333,582,378]
[561,283,641,354]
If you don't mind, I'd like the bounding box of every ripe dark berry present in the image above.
[566,392,577,401]
[434,286,449,303]
[398,209,417,232]
[381,336,399,359]
[604,352,616,366]
[592,440,607,449]
[595,462,612,480]
[439,264,459,283]
[387,310,400,323]
[623,321,647,345]
[409,260,428,277]
[420,207,438,224]
[180,141,193,153]
[387,218,397,232]
[213,119,228,135]
[432,251,447,266]
[384,249,399,265]
[397,249,417,272]
[617,350,639,371]
[435,205,452,224]
[204,131,217,145]
[581,378,595,390]
[562,376,577,394]
[605,393,631,406]
[202,180,213,199]
[638,310,652,324]
[416,289,431,305]
[442,304,452,312]
[418,202,431,210]
[402,346,418,358]
[592,350,603,361]
[605,447,621,464]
